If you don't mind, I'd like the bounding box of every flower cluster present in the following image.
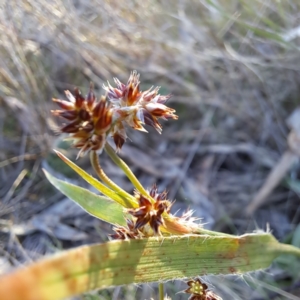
[110,219,144,240]
[110,184,200,239]
[184,279,222,300]
[52,84,112,158]
[127,184,173,235]
[52,72,177,157]
[103,71,178,148]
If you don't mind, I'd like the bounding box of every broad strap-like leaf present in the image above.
[0,233,300,300]
[44,169,126,226]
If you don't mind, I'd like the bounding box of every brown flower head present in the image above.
[127,185,172,235]
[184,279,222,300]
[52,84,113,157]
[52,72,178,155]
[110,219,144,240]
[103,71,178,147]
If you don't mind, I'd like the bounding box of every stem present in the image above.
[278,243,300,258]
[54,149,129,207]
[104,143,151,200]
[90,151,136,208]
[104,145,235,238]
[159,282,164,300]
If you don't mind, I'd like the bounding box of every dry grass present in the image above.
[1,0,300,299]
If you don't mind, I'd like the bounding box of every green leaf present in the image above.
[53,150,137,208]
[0,233,299,300]
[44,169,126,226]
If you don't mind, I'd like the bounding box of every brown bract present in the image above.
[184,279,222,300]
[127,185,172,235]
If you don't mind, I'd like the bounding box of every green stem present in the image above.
[278,242,300,258]
[104,144,235,238]
[159,282,164,300]
[90,151,136,207]
[104,143,151,199]
[54,150,134,208]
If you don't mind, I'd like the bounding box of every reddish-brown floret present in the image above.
[52,84,112,157]
[184,279,222,300]
[103,71,178,137]
[110,219,144,240]
[127,185,172,235]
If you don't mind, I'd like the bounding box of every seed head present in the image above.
[127,185,172,235]
[52,84,112,158]
[52,72,178,156]
[184,279,222,300]
[103,71,178,139]
[110,219,144,240]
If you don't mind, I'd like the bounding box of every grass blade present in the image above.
[0,233,299,300]
[44,169,126,226]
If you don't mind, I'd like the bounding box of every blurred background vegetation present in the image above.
[1,0,300,299]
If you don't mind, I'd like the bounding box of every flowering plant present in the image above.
[0,72,299,300]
